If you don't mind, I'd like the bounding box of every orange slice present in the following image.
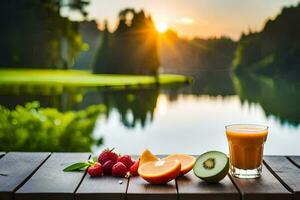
[163,154,196,175]
[139,149,159,167]
[138,160,181,184]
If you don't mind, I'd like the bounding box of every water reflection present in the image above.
[234,74,300,126]
[100,89,159,128]
[1,72,300,153]
[1,72,299,128]
[177,70,235,96]
[95,93,300,155]
[0,85,84,111]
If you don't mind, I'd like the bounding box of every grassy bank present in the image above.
[0,69,191,88]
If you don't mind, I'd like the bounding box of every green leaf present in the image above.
[63,162,89,172]
[91,156,98,162]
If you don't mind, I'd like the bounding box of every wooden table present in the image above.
[1,152,300,200]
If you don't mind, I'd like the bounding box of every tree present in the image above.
[93,8,159,75]
[0,0,90,69]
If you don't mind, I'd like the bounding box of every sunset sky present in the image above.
[67,0,299,40]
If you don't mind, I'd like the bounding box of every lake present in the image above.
[94,93,300,155]
[1,71,299,155]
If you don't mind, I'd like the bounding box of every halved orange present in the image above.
[139,149,159,167]
[163,154,196,175]
[138,160,181,184]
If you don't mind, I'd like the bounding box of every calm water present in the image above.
[90,72,300,155]
[93,94,300,155]
[1,72,300,155]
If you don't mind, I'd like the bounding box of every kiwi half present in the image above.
[193,151,229,183]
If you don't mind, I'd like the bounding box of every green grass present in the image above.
[0,69,190,88]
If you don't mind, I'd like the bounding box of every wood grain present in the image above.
[1,152,298,200]
[126,154,177,200]
[76,174,128,200]
[15,153,90,200]
[127,176,177,200]
[264,156,300,200]
[230,164,292,200]
[177,171,239,200]
[289,156,300,168]
[76,153,129,200]
[0,152,50,200]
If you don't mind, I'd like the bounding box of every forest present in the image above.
[1,1,299,78]
[233,3,300,77]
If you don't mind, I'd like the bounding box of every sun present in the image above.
[155,22,168,33]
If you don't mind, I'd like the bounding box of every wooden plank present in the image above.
[230,164,292,200]
[0,152,50,200]
[264,156,300,200]
[15,153,90,200]
[127,176,177,200]
[289,156,300,168]
[127,155,177,200]
[0,152,5,158]
[76,175,128,200]
[76,152,128,200]
[177,171,240,200]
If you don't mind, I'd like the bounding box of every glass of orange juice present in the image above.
[225,124,268,178]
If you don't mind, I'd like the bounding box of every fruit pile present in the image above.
[90,148,140,177]
[63,148,139,178]
[63,148,229,185]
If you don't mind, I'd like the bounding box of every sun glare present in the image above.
[156,22,168,33]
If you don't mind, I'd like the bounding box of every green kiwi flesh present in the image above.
[193,151,229,183]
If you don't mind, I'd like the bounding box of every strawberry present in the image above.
[87,162,103,177]
[129,159,140,176]
[117,155,134,170]
[98,148,118,165]
[102,160,116,175]
[112,162,128,177]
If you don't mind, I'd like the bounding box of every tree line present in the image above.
[233,3,300,76]
[0,1,299,77]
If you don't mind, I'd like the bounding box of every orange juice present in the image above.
[226,124,268,174]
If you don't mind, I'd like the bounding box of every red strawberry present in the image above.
[129,159,140,176]
[98,148,118,165]
[102,160,116,175]
[117,155,134,170]
[112,162,128,177]
[87,162,103,177]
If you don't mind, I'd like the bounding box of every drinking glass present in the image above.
[225,124,268,178]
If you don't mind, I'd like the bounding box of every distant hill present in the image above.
[233,3,300,75]
[160,30,237,75]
